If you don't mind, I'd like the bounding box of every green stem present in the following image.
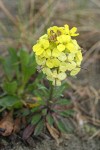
[49,82,54,100]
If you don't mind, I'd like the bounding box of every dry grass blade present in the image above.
[89,86,99,122]
[90,0,100,8]
[0,0,18,27]
[83,41,100,63]
[89,130,100,139]
[29,0,35,29]
[46,122,61,145]
[25,0,54,30]
[0,22,8,35]
[32,0,60,40]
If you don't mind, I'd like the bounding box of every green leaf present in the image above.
[0,48,20,81]
[59,110,74,117]
[38,84,49,95]
[19,49,30,67]
[19,50,36,84]
[22,108,30,116]
[38,84,48,90]
[3,81,17,95]
[56,99,71,105]
[42,108,47,116]
[55,118,68,133]
[8,48,18,62]
[0,56,13,81]
[22,64,36,84]
[31,106,40,113]
[33,83,49,99]
[53,83,69,99]
[0,96,21,108]
[46,114,54,126]
[31,114,41,125]
[34,119,44,135]
[8,48,19,78]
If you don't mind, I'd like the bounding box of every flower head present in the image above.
[32,24,83,86]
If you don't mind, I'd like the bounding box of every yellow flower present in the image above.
[64,25,79,37]
[58,72,66,80]
[39,34,48,40]
[32,24,82,86]
[52,58,60,67]
[64,24,70,34]
[46,59,54,68]
[67,53,75,62]
[57,35,71,43]
[40,39,50,49]
[47,75,54,81]
[33,44,40,52]
[45,49,51,58]
[70,68,80,76]
[47,26,58,35]
[42,67,53,77]
[75,51,83,62]
[59,62,68,72]
[36,56,46,65]
[57,44,65,52]
[33,43,44,55]
[66,43,78,53]
[72,40,80,49]
[52,70,58,78]
[66,61,76,71]
[70,27,79,36]
[58,52,67,61]
[52,48,61,57]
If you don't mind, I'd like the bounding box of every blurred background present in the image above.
[0,0,100,89]
[0,0,99,92]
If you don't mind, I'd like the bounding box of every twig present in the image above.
[49,83,54,101]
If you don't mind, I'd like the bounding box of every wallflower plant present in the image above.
[0,25,83,138]
[31,24,83,135]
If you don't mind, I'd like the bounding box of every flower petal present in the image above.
[57,44,65,52]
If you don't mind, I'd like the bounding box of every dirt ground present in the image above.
[0,134,100,150]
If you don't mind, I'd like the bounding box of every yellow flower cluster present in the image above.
[32,25,83,86]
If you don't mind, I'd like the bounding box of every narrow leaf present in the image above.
[56,99,71,105]
[55,118,68,133]
[0,96,21,108]
[34,120,44,135]
[8,48,19,78]
[0,56,13,81]
[59,110,74,117]
[22,124,34,140]
[46,114,54,126]
[31,107,40,113]
[3,81,17,95]
[31,114,41,125]
[53,83,69,98]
